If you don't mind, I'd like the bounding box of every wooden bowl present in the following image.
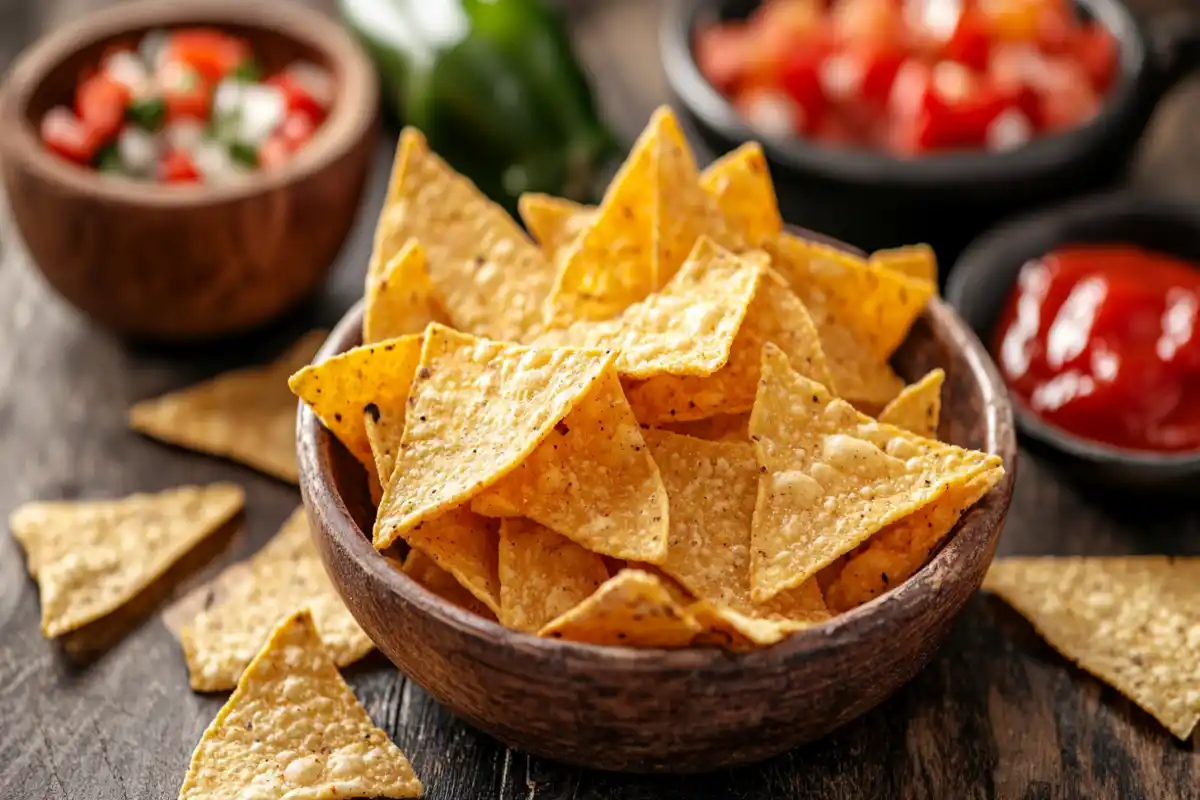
[298,296,1017,773]
[0,0,377,341]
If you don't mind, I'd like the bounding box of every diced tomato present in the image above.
[855,43,907,108]
[40,107,103,164]
[158,149,200,183]
[1075,26,1117,92]
[75,72,130,142]
[265,65,334,121]
[779,40,833,123]
[745,1,825,84]
[165,28,250,83]
[889,58,933,121]
[1034,57,1100,131]
[277,111,317,151]
[1035,3,1080,55]
[258,137,291,169]
[920,65,1010,149]
[736,89,806,137]
[943,8,992,71]
[695,25,752,91]
[834,0,904,44]
[159,62,210,122]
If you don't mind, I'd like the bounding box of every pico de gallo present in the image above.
[695,0,1118,156]
[40,28,335,183]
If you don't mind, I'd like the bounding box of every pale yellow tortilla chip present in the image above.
[471,367,668,562]
[497,518,611,633]
[625,267,831,423]
[369,128,555,342]
[180,507,374,692]
[130,332,325,483]
[364,239,448,345]
[10,484,244,638]
[659,412,750,443]
[749,344,1000,602]
[984,556,1200,741]
[289,334,423,470]
[364,410,403,492]
[373,324,613,551]
[400,548,496,620]
[403,506,502,616]
[535,237,763,380]
[518,193,593,264]
[698,142,781,247]
[539,569,702,647]
[870,243,938,286]
[178,610,422,800]
[879,369,945,440]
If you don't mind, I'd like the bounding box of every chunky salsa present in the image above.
[993,245,1200,452]
[696,0,1117,156]
[40,28,334,183]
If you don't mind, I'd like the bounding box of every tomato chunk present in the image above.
[41,107,103,164]
[159,149,201,183]
[1075,25,1117,92]
[277,111,317,151]
[159,62,210,122]
[75,72,130,142]
[165,28,250,83]
[695,25,752,92]
[943,8,992,71]
[265,65,334,122]
[258,137,291,170]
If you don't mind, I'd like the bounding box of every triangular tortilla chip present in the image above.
[364,240,448,345]
[539,569,702,647]
[749,344,1000,602]
[178,610,422,799]
[870,243,938,286]
[403,506,502,616]
[373,324,614,551]
[659,412,751,443]
[984,556,1200,741]
[369,128,556,342]
[879,369,945,439]
[130,331,325,483]
[180,508,374,692]
[400,548,496,620]
[626,267,832,423]
[364,409,403,491]
[497,518,610,633]
[471,367,669,561]
[698,142,781,247]
[10,484,244,638]
[534,237,763,380]
[518,193,593,264]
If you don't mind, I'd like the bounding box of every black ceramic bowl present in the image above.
[946,191,1200,492]
[662,0,1200,262]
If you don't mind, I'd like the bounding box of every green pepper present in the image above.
[126,96,166,132]
[94,143,124,175]
[340,0,618,211]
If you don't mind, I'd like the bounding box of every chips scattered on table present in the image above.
[984,556,1200,741]
[130,331,325,483]
[178,609,422,800]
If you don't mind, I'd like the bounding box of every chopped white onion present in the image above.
[904,0,963,42]
[987,108,1034,152]
[117,127,159,176]
[820,53,864,103]
[102,51,150,96]
[741,91,800,140]
[163,120,205,154]
[191,141,242,184]
[213,80,286,146]
[138,29,170,73]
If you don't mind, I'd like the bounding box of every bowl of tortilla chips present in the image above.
[294,107,1016,773]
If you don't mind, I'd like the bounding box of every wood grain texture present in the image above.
[1,0,1198,798]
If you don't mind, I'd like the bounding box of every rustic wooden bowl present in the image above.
[0,0,377,342]
[298,293,1017,773]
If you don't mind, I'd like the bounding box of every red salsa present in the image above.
[993,245,1200,452]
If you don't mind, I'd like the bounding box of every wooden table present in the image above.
[1,1,1197,798]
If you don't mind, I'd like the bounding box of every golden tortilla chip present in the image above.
[984,556,1200,741]
[130,332,325,483]
[498,518,611,633]
[369,128,555,341]
[749,344,1000,602]
[870,243,938,286]
[625,267,831,423]
[518,193,593,264]
[10,484,244,638]
[289,334,423,471]
[403,506,502,616]
[178,610,422,800]
[180,508,373,692]
[401,548,496,620]
[364,240,449,345]
[471,368,669,561]
[878,369,945,439]
[698,142,781,247]
[373,324,613,551]
[659,412,750,443]
[539,569,702,647]
[824,467,1003,612]
[364,409,404,494]
[535,238,763,380]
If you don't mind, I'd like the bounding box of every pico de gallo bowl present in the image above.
[40,27,335,183]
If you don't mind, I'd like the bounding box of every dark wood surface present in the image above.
[0,1,1197,798]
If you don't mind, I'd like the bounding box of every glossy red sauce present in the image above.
[993,244,1200,452]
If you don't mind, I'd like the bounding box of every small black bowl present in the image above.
[945,191,1200,493]
[661,0,1200,262]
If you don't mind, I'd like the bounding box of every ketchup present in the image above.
[992,245,1200,452]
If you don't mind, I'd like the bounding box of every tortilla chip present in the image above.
[364,240,448,345]
[659,412,750,443]
[879,369,945,439]
[401,548,496,619]
[364,409,404,493]
[403,506,502,616]
[539,569,702,647]
[497,518,611,633]
[373,324,613,551]
[518,193,593,264]
[369,128,555,341]
[749,344,1000,602]
[870,243,938,286]
[535,237,763,380]
[289,334,423,471]
[10,484,244,638]
[180,508,373,692]
[984,556,1200,741]
[824,467,1003,612]
[471,368,669,561]
[178,610,422,800]
[698,142,781,247]
[130,332,324,483]
[626,267,831,423]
